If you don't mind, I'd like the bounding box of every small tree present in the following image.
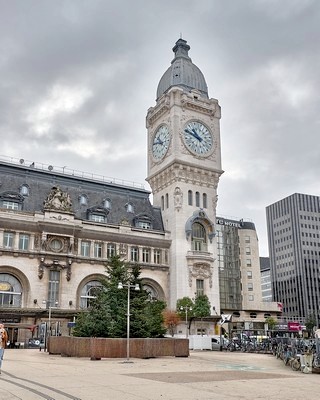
[73,255,166,338]
[305,314,317,337]
[193,294,211,335]
[176,297,194,318]
[265,316,277,333]
[163,309,181,336]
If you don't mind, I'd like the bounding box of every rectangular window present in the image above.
[81,241,90,257]
[196,279,204,296]
[248,295,254,301]
[131,247,139,262]
[154,249,161,264]
[246,259,252,267]
[3,232,14,248]
[90,214,105,223]
[48,270,60,305]
[195,192,200,207]
[2,201,19,210]
[19,234,30,250]
[94,242,103,258]
[107,243,116,258]
[245,236,250,243]
[248,282,253,291]
[202,193,207,209]
[142,248,150,263]
[137,221,151,229]
[247,271,252,279]
[245,247,251,255]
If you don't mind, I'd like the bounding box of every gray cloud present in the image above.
[1,0,320,255]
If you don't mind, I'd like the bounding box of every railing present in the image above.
[0,154,144,189]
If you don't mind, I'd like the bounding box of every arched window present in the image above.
[165,193,169,209]
[203,193,207,209]
[20,184,30,196]
[126,203,134,213]
[195,192,200,207]
[188,190,193,206]
[104,198,111,210]
[143,284,159,300]
[79,194,88,206]
[0,274,22,307]
[191,222,207,251]
[80,280,102,309]
[161,196,164,210]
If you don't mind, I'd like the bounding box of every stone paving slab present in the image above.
[0,349,318,400]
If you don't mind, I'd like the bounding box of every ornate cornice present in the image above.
[148,162,222,194]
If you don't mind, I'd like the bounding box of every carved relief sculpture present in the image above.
[44,186,73,212]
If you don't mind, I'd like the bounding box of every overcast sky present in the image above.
[1,0,319,256]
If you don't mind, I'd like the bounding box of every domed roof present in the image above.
[156,39,208,100]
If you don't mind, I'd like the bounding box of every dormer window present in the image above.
[126,203,134,213]
[134,214,153,230]
[104,198,111,210]
[137,220,151,229]
[79,194,88,206]
[87,206,108,223]
[0,192,24,211]
[90,214,105,223]
[20,184,30,197]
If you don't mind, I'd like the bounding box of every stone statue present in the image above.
[44,186,72,212]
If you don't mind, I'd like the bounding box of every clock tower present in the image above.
[146,39,223,311]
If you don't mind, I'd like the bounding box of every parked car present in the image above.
[28,338,41,348]
[211,336,222,351]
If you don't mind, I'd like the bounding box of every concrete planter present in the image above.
[48,337,189,359]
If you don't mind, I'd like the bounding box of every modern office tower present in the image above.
[216,217,279,331]
[260,257,273,302]
[266,193,320,326]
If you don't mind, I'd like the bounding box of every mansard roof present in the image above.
[0,161,164,232]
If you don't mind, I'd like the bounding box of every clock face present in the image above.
[152,125,171,160]
[183,121,213,156]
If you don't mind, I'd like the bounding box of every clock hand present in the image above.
[184,128,197,139]
[184,128,202,142]
[191,128,202,142]
[153,139,163,146]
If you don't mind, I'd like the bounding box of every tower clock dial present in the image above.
[152,124,171,160]
[183,121,213,156]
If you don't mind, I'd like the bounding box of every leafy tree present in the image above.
[163,309,181,336]
[193,294,211,335]
[193,294,211,318]
[73,255,166,338]
[265,316,277,331]
[176,297,194,319]
[305,313,317,337]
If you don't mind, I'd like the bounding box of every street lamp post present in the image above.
[118,281,140,363]
[43,300,58,352]
[180,305,192,338]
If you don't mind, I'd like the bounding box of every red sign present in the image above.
[288,322,301,331]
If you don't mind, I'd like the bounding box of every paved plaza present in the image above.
[0,349,318,400]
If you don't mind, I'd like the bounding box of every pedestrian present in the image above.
[0,323,9,374]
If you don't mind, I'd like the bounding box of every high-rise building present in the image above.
[260,257,272,302]
[266,193,320,326]
[216,217,279,331]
